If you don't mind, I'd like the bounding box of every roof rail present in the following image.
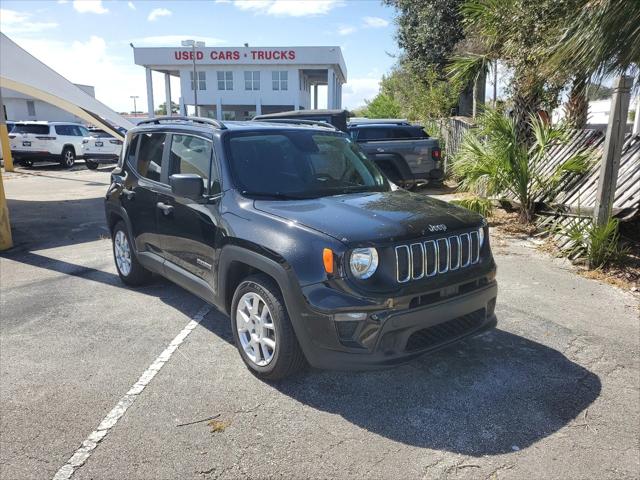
[252,118,340,131]
[348,118,411,126]
[136,116,227,130]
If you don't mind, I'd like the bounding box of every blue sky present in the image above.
[0,0,399,112]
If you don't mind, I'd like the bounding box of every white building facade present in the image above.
[133,46,347,120]
[1,84,95,123]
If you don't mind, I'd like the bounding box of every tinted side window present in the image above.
[137,132,166,182]
[125,134,140,164]
[169,135,215,192]
[55,125,71,135]
[357,128,389,141]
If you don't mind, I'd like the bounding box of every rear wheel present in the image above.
[85,159,99,170]
[60,147,75,168]
[112,221,151,286]
[231,274,306,380]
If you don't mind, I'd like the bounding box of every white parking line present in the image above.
[52,304,211,480]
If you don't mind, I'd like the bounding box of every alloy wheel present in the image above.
[114,230,132,276]
[235,292,277,366]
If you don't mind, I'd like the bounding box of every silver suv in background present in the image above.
[82,127,123,170]
[9,121,89,168]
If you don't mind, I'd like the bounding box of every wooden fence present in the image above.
[445,116,640,221]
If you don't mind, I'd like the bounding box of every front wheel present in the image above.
[112,221,151,286]
[60,147,75,168]
[231,274,306,380]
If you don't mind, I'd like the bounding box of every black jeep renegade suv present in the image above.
[105,116,497,380]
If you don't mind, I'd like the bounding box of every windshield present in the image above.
[226,130,389,199]
[12,124,49,135]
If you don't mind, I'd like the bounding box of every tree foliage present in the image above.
[361,93,402,119]
[155,101,179,115]
[384,0,465,71]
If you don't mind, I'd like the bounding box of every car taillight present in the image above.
[36,136,56,140]
[432,148,441,160]
[109,140,123,145]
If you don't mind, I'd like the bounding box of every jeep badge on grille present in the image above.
[427,224,447,232]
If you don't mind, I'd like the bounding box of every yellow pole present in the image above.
[0,88,14,172]
[0,167,12,250]
[0,88,12,250]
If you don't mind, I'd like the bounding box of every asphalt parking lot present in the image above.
[1,164,639,479]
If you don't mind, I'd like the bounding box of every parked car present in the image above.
[9,121,89,168]
[82,127,123,169]
[347,120,443,188]
[105,116,497,380]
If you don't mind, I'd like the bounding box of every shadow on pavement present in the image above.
[267,328,601,456]
[4,245,601,456]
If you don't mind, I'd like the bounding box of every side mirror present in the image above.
[170,174,204,200]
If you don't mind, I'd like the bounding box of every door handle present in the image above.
[156,202,174,215]
[376,147,385,153]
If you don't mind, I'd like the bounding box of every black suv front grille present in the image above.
[395,231,480,283]
[404,308,486,352]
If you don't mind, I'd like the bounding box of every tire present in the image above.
[112,221,152,286]
[231,274,306,380]
[60,147,75,168]
[86,159,99,170]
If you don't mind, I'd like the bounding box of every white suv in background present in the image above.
[82,127,123,169]
[9,121,89,168]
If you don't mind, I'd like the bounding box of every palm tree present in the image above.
[453,108,591,222]
[549,0,640,79]
[447,53,493,118]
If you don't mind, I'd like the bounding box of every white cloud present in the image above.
[72,0,109,14]
[147,7,172,21]
[338,25,356,36]
[127,1,136,10]
[132,35,226,46]
[342,77,382,109]
[363,16,389,28]
[214,0,232,3]
[57,0,69,4]
[0,9,58,34]
[233,0,342,16]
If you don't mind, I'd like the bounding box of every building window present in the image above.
[244,71,260,91]
[190,71,206,91]
[217,71,233,90]
[26,100,36,116]
[272,71,288,91]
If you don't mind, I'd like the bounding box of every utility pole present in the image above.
[182,40,205,116]
[493,59,498,108]
[593,75,633,228]
[130,95,139,117]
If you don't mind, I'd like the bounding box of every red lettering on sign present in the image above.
[289,50,295,60]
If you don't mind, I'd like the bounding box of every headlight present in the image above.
[349,247,378,279]
[478,227,485,248]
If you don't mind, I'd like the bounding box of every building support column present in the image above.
[293,70,301,111]
[313,84,318,109]
[145,68,155,118]
[164,73,172,116]
[256,98,262,116]
[327,69,335,109]
[216,97,222,121]
[336,82,342,109]
[179,97,186,116]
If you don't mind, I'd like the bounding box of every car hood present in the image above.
[253,189,483,245]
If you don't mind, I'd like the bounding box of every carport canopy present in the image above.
[0,33,134,139]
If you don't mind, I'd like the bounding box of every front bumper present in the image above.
[289,276,498,370]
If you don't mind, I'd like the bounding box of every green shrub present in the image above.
[555,216,628,269]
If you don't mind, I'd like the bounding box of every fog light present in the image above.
[334,312,367,322]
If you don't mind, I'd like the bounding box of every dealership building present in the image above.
[133,46,347,120]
